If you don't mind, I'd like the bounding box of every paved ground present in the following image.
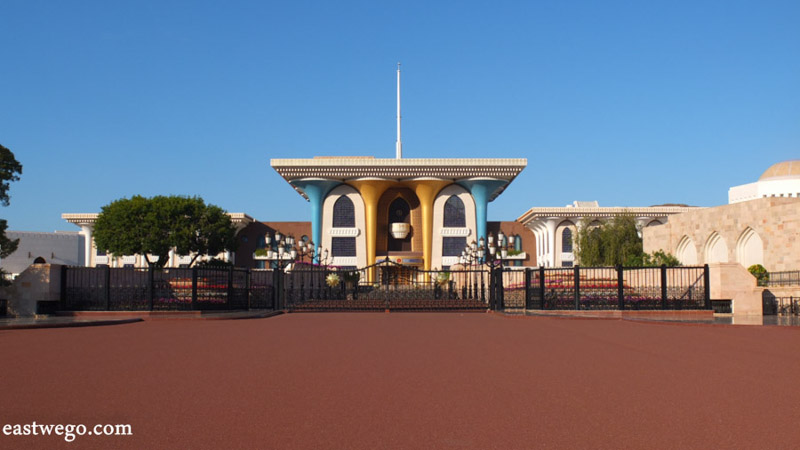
[1,313,799,449]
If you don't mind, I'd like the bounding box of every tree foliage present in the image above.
[93,196,237,268]
[0,144,22,285]
[576,215,643,266]
[0,144,23,207]
[575,215,680,267]
[639,250,681,267]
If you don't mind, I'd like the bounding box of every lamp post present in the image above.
[294,239,316,265]
[462,229,514,310]
[264,231,327,271]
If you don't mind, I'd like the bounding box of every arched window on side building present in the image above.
[443,196,466,228]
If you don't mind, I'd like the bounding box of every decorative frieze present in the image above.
[442,256,460,266]
[440,227,471,237]
[329,227,360,237]
[271,158,527,183]
[331,257,358,266]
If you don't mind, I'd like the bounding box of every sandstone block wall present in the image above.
[643,197,800,271]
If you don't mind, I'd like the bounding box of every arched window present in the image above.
[333,196,355,228]
[443,196,466,227]
[562,228,573,253]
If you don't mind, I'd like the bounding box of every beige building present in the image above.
[62,212,255,268]
[517,201,695,267]
[644,161,800,271]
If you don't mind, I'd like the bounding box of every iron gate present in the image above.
[282,260,500,311]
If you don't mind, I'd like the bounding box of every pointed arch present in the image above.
[675,235,698,265]
[736,227,764,268]
[704,232,729,263]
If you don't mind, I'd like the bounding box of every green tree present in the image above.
[575,221,605,266]
[0,144,22,285]
[576,214,643,266]
[93,196,237,268]
[0,144,23,207]
[575,214,680,266]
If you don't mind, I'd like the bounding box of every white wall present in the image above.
[321,184,367,268]
[431,184,476,270]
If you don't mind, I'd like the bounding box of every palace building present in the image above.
[270,156,527,275]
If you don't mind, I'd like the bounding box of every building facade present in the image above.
[271,157,527,275]
[517,201,696,267]
[645,160,800,271]
[0,231,85,278]
[62,213,254,268]
[728,160,800,203]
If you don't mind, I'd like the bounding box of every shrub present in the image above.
[747,264,769,286]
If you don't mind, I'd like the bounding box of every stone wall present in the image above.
[643,197,800,271]
[707,263,763,315]
[0,264,63,317]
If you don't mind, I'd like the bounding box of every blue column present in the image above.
[290,179,341,261]
[457,179,508,243]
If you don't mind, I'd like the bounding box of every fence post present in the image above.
[478,266,488,307]
[497,265,504,311]
[272,269,280,310]
[574,265,580,310]
[60,265,68,309]
[148,266,154,311]
[539,266,545,310]
[227,266,234,308]
[661,264,668,310]
[487,266,494,310]
[617,265,624,310]
[191,267,198,309]
[245,270,251,310]
[703,264,711,310]
[105,265,111,310]
[524,268,531,309]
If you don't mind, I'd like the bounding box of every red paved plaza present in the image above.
[2,313,799,449]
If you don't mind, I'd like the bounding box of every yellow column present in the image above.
[347,179,394,283]
[404,179,451,275]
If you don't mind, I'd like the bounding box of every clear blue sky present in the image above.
[2,0,798,232]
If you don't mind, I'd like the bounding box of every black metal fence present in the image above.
[61,266,273,311]
[280,261,498,310]
[60,263,709,312]
[762,293,800,315]
[765,271,800,287]
[521,265,710,311]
